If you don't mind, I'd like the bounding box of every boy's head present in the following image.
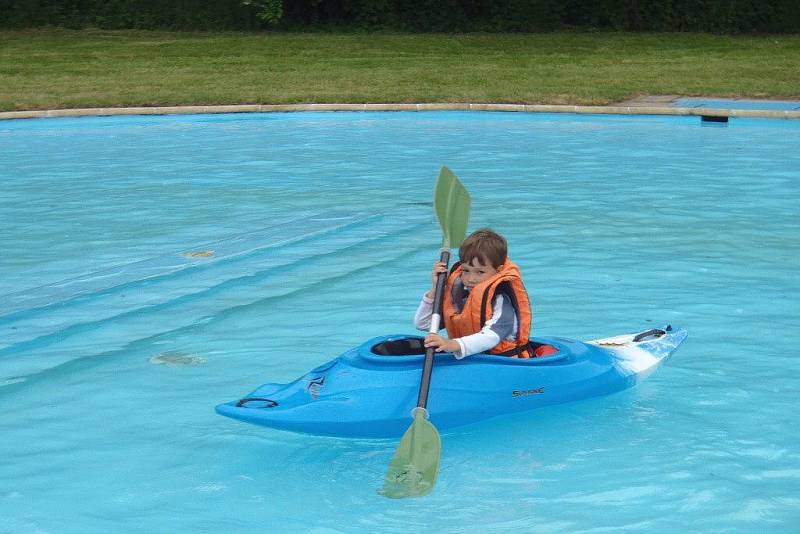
[458,228,507,269]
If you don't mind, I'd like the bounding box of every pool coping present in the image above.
[2,102,799,120]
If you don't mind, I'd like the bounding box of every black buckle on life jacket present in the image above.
[495,342,534,358]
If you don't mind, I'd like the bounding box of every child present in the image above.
[415,228,553,359]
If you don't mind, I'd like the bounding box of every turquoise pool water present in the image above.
[1,111,798,532]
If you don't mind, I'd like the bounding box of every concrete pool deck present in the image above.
[2,96,799,120]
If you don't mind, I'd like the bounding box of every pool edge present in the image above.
[2,102,799,121]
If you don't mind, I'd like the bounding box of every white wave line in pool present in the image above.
[0,210,379,319]
[0,214,430,386]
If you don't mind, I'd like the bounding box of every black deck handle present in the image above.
[236,397,278,408]
[633,328,666,343]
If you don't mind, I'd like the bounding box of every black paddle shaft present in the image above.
[416,249,451,410]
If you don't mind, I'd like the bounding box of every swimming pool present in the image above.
[1,111,798,531]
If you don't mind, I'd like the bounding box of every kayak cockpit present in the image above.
[371,337,426,356]
[366,335,570,364]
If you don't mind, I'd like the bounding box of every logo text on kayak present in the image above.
[307,376,325,399]
[512,387,544,397]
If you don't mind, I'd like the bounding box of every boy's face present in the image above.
[460,257,498,291]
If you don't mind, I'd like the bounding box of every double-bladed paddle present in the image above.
[380,166,471,499]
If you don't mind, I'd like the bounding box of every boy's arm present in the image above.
[414,293,435,331]
[452,294,516,359]
[416,260,448,331]
[453,330,501,359]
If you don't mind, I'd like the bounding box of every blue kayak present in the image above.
[216,325,687,438]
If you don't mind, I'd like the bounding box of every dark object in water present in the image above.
[150,351,206,366]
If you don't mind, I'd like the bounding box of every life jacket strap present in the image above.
[494,342,534,358]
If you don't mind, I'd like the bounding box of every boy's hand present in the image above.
[424,333,459,353]
[426,261,449,298]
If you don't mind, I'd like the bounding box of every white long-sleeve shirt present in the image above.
[414,285,518,359]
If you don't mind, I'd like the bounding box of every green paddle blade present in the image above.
[434,166,471,249]
[380,409,442,499]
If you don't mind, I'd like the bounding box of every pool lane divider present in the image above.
[1,103,799,121]
[0,211,432,386]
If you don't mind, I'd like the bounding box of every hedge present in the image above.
[1,0,799,32]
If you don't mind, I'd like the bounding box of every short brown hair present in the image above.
[459,228,507,268]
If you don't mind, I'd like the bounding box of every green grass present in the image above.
[1,29,799,111]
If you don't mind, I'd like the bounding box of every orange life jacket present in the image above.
[442,259,535,358]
